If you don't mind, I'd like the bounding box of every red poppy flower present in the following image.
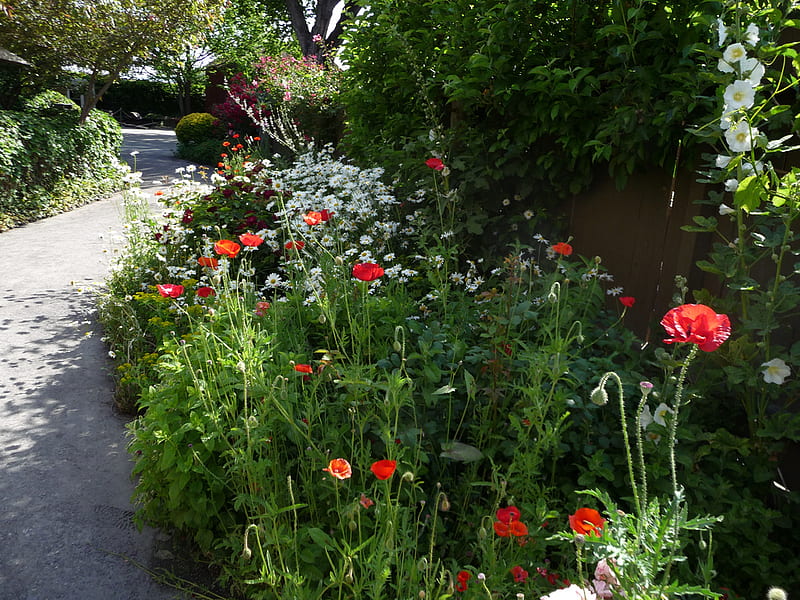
[254,301,270,316]
[619,296,636,308]
[197,256,219,268]
[352,262,385,281]
[222,141,231,147]
[239,233,264,247]
[359,493,374,509]
[323,458,352,480]
[214,239,241,258]
[285,240,305,250]
[551,242,573,256]
[253,136,261,141]
[493,519,528,537]
[154,190,164,196]
[425,157,445,171]
[496,506,521,524]
[196,286,215,298]
[320,209,334,221]
[156,284,184,298]
[304,210,323,225]
[370,459,397,480]
[510,565,529,583]
[294,364,313,374]
[661,304,731,352]
[456,570,471,592]
[568,507,605,536]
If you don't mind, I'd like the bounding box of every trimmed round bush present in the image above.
[174,112,219,144]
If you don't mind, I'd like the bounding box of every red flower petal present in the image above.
[323,458,352,480]
[352,262,384,281]
[568,507,605,536]
[370,459,397,480]
[551,242,573,256]
[661,304,731,352]
[425,157,445,171]
[496,505,521,524]
[239,233,264,247]
[619,296,636,308]
[156,284,184,298]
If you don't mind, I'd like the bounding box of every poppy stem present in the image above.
[667,344,698,495]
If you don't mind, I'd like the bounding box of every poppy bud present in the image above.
[419,591,426,599]
[440,493,451,512]
[402,471,414,481]
[417,557,428,571]
[241,546,252,560]
[335,256,344,266]
[767,589,787,600]
[590,385,608,406]
[393,340,402,352]
[318,314,327,323]
[348,520,357,532]
[574,533,586,545]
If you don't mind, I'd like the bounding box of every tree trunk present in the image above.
[284,0,362,64]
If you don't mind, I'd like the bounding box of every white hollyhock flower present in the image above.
[719,203,736,215]
[720,112,734,130]
[740,57,765,86]
[761,358,791,384]
[725,121,758,153]
[653,403,673,427]
[741,160,764,175]
[717,18,728,46]
[716,154,732,168]
[724,178,739,192]
[745,23,760,45]
[639,404,654,429]
[724,80,756,110]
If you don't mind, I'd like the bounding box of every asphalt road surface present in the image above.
[0,129,195,600]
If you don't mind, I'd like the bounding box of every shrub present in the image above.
[0,91,125,230]
[175,112,221,145]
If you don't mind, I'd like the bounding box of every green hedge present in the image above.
[0,91,125,230]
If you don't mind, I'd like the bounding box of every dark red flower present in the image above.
[239,232,264,247]
[425,157,445,171]
[196,286,215,298]
[320,209,334,221]
[285,240,305,250]
[214,239,241,258]
[619,296,635,308]
[182,209,194,224]
[568,507,605,536]
[352,262,384,281]
[456,570,471,592]
[370,459,397,480]
[510,565,529,583]
[661,304,731,352]
[551,242,573,256]
[156,284,184,298]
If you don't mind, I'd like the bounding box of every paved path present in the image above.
[0,129,194,600]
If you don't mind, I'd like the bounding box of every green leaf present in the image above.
[734,175,765,213]
[440,441,483,462]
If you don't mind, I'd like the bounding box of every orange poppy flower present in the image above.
[323,458,352,480]
[285,240,305,250]
[304,210,323,225]
[214,239,241,258]
[294,364,313,374]
[568,507,605,536]
[197,256,219,268]
[370,459,397,480]
[239,233,264,247]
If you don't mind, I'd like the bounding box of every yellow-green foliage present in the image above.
[175,112,219,145]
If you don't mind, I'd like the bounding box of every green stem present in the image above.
[668,344,699,495]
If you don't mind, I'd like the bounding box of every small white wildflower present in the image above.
[523,209,534,220]
[606,287,623,296]
[502,198,511,206]
[719,203,736,215]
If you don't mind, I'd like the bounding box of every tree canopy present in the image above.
[0,0,225,120]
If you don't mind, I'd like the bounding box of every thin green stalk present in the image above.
[668,344,698,496]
